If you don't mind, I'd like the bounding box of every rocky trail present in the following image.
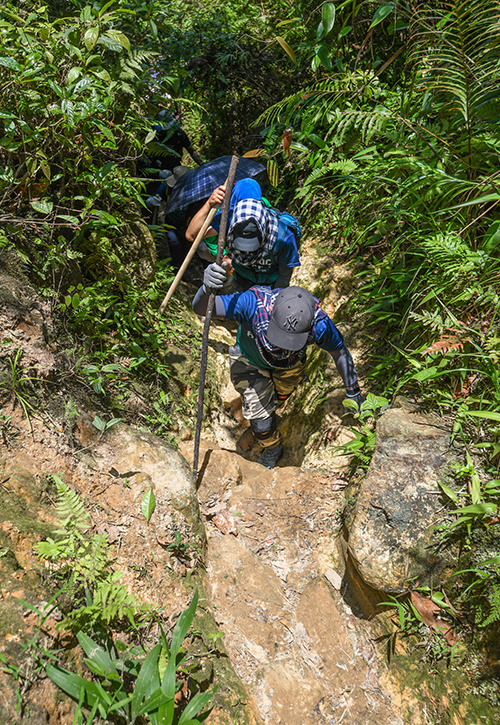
[180,439,403,724]
[0,262,477,725]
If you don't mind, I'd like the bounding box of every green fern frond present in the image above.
[60,572,144,630]
[480,582,500,627]
[296,160,359,200]
[411,0,500,125]
[408,309,448,333]
[52,475,90,533]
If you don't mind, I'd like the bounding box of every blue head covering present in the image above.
[230,179,262,207]
[212,179,262,232]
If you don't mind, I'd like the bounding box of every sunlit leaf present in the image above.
[30,200,53,215]
[242,149,266,158]
[480,556,500,567]
[39,159,51,180]
[0,56,21,72]
[267,160,279,187]
[84,26,99,51]
[322,3,336,34]
[466,410,500,422]
[369,3,394,28]
[438,481,459,504]
[104,29,130,51]
[276,36,296,64]
[141,489,156,523]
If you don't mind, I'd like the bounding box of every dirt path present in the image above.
[180,440,404,725]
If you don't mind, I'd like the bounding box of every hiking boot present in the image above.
[258,445,283,469]
[237,427,255,452]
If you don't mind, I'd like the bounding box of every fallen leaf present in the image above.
[174,678,189,704]
[411,591,458,646]
[213,509,239,536]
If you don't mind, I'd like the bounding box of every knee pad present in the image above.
[250,414,276,441]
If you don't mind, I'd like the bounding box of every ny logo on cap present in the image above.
[284,314,299,331]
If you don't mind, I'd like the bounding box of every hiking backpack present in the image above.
[267,206,302,250]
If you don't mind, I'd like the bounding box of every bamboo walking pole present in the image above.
[192,155,239,478]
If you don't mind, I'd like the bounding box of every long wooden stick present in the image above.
[193,155,239,478]
[158,206,218,313]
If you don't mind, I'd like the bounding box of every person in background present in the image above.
[187,179,300,290]
[192,277,364,468]
[138,110,202,221]
[148,110,202,171]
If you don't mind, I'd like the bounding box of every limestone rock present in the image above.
[92,423,202,534]
[346,405,451,593]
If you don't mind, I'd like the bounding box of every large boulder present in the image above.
[346,402,452,594]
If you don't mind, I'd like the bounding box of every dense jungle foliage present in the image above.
[1,0,500,715]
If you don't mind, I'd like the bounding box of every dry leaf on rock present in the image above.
[411,591,458,645]
[213,509,239,536]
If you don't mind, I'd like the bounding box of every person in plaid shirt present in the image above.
[186,180,300,290]
[192,280,364,468]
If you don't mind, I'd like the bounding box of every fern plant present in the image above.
[37,474,146,630]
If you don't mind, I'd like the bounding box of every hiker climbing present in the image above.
[192,280,364,468]
[186,179,300,290]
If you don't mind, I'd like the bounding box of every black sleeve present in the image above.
[192,287,226,318]
[329,345,360,395]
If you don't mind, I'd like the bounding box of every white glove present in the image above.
[159,169,170,178]
[203,262,228,293]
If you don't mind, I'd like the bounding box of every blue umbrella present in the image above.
[164,155,265,214]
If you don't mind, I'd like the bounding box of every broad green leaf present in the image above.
[93,69,111,81]
[452,503,497,516]
[466,410,500,422]
[316,44,332,70]
[466,451,481,505]
[369,4,394,28]
[77,632,119,676]
[30,200,53,215]
[104,29,131,51]
[307,133,328,150]
[484,480,500,493]
[45,664,105,707]
[92,415,105,431]
[26,157,37,176]
[84,26,99,51]
[0,56,21,71]
[141,488,156,522]
[322,3,336,34]
[56,214,79,224]
[276,36,296,64]
[131,644,161,720]
[169,590,198,660]
[410,366,439,381]
[267,160,279,187]
[480,556,500,567]
[39,158,51,180]
[437,481,459,504]
[66,66,81,84]
[178,689,216,723]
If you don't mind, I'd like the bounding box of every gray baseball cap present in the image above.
[231,220,262,252]
[166,165,191,187]
[266,287,316,351]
